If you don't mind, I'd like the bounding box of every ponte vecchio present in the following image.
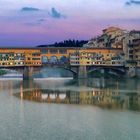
[0,46,138,79]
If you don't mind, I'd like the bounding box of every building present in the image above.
[0,48,42,67]
[70,48,124,67]
[102,27,125,38]
[84,27,126,48]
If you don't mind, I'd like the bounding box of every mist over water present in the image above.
[0,67,73,79]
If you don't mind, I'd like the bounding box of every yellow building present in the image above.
[79,51,92,65]
[70,48,124,66]
[24,50,41,66]
[0,48,42,67]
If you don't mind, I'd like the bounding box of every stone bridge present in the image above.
[0,47,129,79]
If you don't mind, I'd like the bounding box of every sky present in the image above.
[0,0,140,47]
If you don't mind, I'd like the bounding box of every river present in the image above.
[0,76,140,140]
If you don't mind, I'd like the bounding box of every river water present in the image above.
[0,77,140,140]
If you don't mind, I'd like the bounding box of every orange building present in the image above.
[70,48,124,66]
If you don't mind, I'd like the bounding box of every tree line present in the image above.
[37,39,88,48]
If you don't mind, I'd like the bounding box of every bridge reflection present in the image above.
[19,89,70,103]
[15,80,140,111]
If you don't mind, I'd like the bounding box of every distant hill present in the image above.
[37,39,88,48]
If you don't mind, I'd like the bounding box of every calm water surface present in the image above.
[0,77,140,140]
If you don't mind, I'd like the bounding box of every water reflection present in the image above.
[14,78,140,111]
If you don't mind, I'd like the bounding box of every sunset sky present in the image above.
[0,0,140,47]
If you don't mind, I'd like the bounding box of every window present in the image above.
[41,49,48,54]
[32,53,40,56]
[59,49,67,54]
[50,49,58,54]
[32,58,41,60]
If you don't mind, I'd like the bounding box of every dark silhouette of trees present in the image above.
[37,39,88,48]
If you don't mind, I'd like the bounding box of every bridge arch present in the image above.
[88,67,125,77]
[57,67,78,78]
[59,56,69,64]
[33,66,78,79]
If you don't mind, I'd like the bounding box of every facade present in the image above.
[70,48,124,67]
[84,27,126,48]
[83,27,140,63]
[127,39,140,63]
[0,49,42,67]
[81,27,140,77]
